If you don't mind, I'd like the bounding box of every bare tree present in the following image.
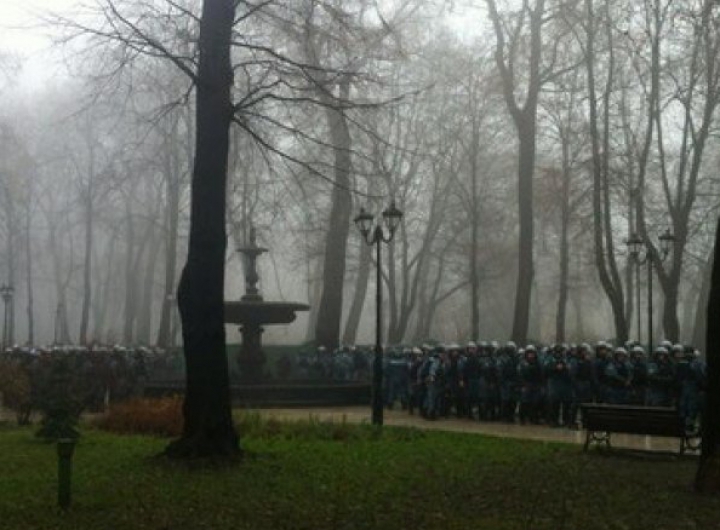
[485,0,573,343]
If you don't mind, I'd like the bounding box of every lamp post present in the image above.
[626,229,675,353]
[0,284,13,350]
[353,200,403,426]
[166,294,177,347]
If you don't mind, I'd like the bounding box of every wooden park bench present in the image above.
[580,403,701,455]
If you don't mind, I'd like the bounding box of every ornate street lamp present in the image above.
[626,233,644,344]
[0,284,14,350]
[166,293,177,348]
[354,200,403,426]
[625,229,675,353]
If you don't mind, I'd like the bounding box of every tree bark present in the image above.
[137,227,160,345]
[156,131,182,347]
[79,189,93,345]
[48,219,71,344]
[342,240,371,346]
[122,200,137,343]
[92,227,120,342]
[693,251,713,352]
[313,79,353,350]
[164,0,239,459]
[469,122,480,340]
[486,0,545,345]
[695,217,720,492]
[512,130,536,343]
[585,0,628,342]
[24,204,34,345]
[556,166,570,343]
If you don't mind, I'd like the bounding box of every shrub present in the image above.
[94,396,184,437]
[0,360,33,425]
[34,356,85,442]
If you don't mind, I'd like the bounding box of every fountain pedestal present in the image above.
[226,227,308,383]
[225,300,309,382]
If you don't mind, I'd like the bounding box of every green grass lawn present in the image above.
[1,419,718,530]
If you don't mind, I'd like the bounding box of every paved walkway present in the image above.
[0,403,695,454]
[254,406,695,454]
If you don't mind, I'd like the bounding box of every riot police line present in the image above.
[0,344,183,420]
[378,341,705,433]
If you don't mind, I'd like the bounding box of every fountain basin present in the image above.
[224,300,310,325]
[225,300,309,383]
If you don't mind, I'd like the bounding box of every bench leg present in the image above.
[584,430,611,451]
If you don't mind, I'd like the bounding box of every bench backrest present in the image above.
[581,404,684,437]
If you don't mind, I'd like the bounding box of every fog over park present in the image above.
[0,0,718,350]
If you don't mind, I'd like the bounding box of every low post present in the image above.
[57,438,76,509]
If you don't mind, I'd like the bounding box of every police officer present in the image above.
[384,348,409,410]
[497,341,519,423]
[518,345,543,424]
[407,347,424,415]
[423,346,446,420]
[477,343,494,420]
[605,347,633,405]
[593,341,611,403]
[463,342,481,420]
[646,346,675,407]
[675,344,704,433]
[569,343,595,427]
[545,344,573,427]
[629,345,648,405]
[445,344,466,417]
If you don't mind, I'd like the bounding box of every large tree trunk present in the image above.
[512,130,536,344]
[24,205,34,345]
[123,214,152,343]
[164,0,239,459]
[342,240,371,346]
[556,165,570,343]
[469,124,481,340]
[314,80,353,351]
[79,192,93,345]
[122,203,137,343]
[693,251,713,352]
[486,0,545,345]
[4,196,16,346]
[585,0,628,343]
[137,228,160,344]
[695,217,720,492]
[156,140,181,347]
[92,228,120,342]
[304,256,323,343]
[49,220,71,344]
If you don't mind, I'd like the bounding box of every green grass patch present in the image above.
[1,419,718,530]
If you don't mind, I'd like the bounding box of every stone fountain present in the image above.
[144,229,369,405]
[224,227,309,383]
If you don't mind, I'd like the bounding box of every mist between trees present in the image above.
[0,0,718,349]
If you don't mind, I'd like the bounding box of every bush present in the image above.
[35,409,79,441]
[34,356,85,442]
[0,360,33,425]
[94,396,184,437]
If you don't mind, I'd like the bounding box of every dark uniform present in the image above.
[545,346,573,427]
[519,346,543,424]
[569,344,595,427]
